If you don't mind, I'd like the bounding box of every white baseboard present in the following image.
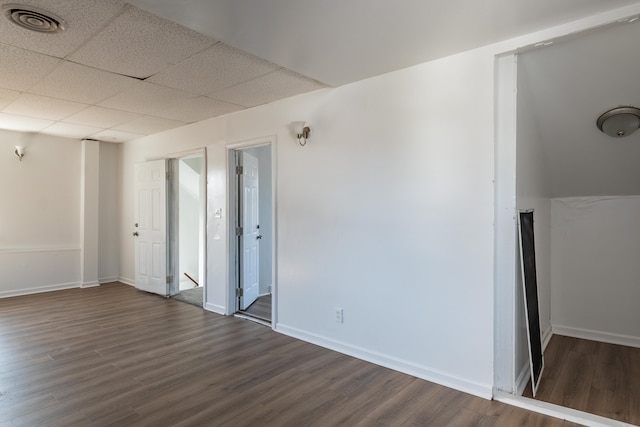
[204,302,225,315]
[80,281,100,288]
[494,392,630,427]
[275,323,492,399]
[552,324,640,349]
[542,324,553,351]
[99,276,118,284]
[118,277,135,287]
[0,282,81,298]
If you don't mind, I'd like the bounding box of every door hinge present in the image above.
[236,226,243,236]
[236,287,243,297]
[236,165,243,175]
[166,275,173,283]
[166,172,171,180]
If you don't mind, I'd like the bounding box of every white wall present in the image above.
[514,60,553,392]
[119,46,497,397]
[0,131,82,296]
[551,196,640,347]
[98,142,120,283]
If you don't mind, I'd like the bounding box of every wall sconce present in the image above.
[14,145,25,161]
[292,121,311,146]
[596,106,640,138]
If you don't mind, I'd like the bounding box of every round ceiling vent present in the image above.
[2,4,66,33]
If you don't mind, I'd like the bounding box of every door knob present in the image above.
[133,231,139,237]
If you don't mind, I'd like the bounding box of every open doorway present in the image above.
[228,142,274,324]
[169,151,206,308]
[495,16,640,426]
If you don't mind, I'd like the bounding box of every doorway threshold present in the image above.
[234,312,271,327]
[493,392,634,427]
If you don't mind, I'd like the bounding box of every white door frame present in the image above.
[226,136,277,326]
[166,148,207,302]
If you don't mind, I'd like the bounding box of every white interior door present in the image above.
[240,152,260,309]
[134,159,168,296]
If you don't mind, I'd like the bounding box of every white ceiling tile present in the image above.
[42,122,102,139]
[153,96,243,122]
[68,5,216,79]
[0,43,61,91]
[90,129,144,143]
[0,113,53,132]
[148,43,279,95]
[65,106,142,128]
[30,61,138,104]
[113,116,186,135]
[3,94,87,120]
[0,0,127,58]
[0,88,20,109]
[211,69,326,108]
[98,82,197,116]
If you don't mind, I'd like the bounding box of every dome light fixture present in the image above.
[596,106,640,138]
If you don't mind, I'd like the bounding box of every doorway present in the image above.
[228,141,274,324]
[170,151,206,308]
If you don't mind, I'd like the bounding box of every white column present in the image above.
[80,139,100,288]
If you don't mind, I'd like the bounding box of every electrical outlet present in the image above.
[334,308,343,323]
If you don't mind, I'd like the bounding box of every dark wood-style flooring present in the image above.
[241,294,271,322]
[524,334,640,425]
[0,283,581,426]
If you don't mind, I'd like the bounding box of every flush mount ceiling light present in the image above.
[2,4,67,33]
[596,106,640,138]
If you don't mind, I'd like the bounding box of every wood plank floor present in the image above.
[0,283,581,427]
[241,294,271,322]
[523,334,640,425]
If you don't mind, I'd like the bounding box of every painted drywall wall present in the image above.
[119,45,496,396]
[551,196,640,347]
[514,59,553,392]
[98,142,120,283]
[0,130,82,295]
[245,145,272,295]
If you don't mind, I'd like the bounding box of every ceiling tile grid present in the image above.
[3,93,87,121]
[113,115,186,135]
[29,61,139,104]
[148,43,280,95]
[0,0,127,58]
[98,82,198,116]
[0,1,328,141]
[151,96,244,123]
[63,106,143,129]
[211,69,326,108]
[0,43,61,92]
[41,122,103,139]
[0,113,53,132]
[68,5,216,79]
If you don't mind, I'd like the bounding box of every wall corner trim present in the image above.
[80,281,100,288]
[275,323,493,400]
[204,303,226,315]
[118,277,135,287]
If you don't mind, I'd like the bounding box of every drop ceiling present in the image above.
[0,0,326,142]
[1,0,640,143]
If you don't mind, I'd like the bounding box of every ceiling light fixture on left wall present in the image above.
[596,106,640,138]
[2,4,67,33]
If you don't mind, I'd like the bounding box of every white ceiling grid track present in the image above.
[0,0,326,142]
